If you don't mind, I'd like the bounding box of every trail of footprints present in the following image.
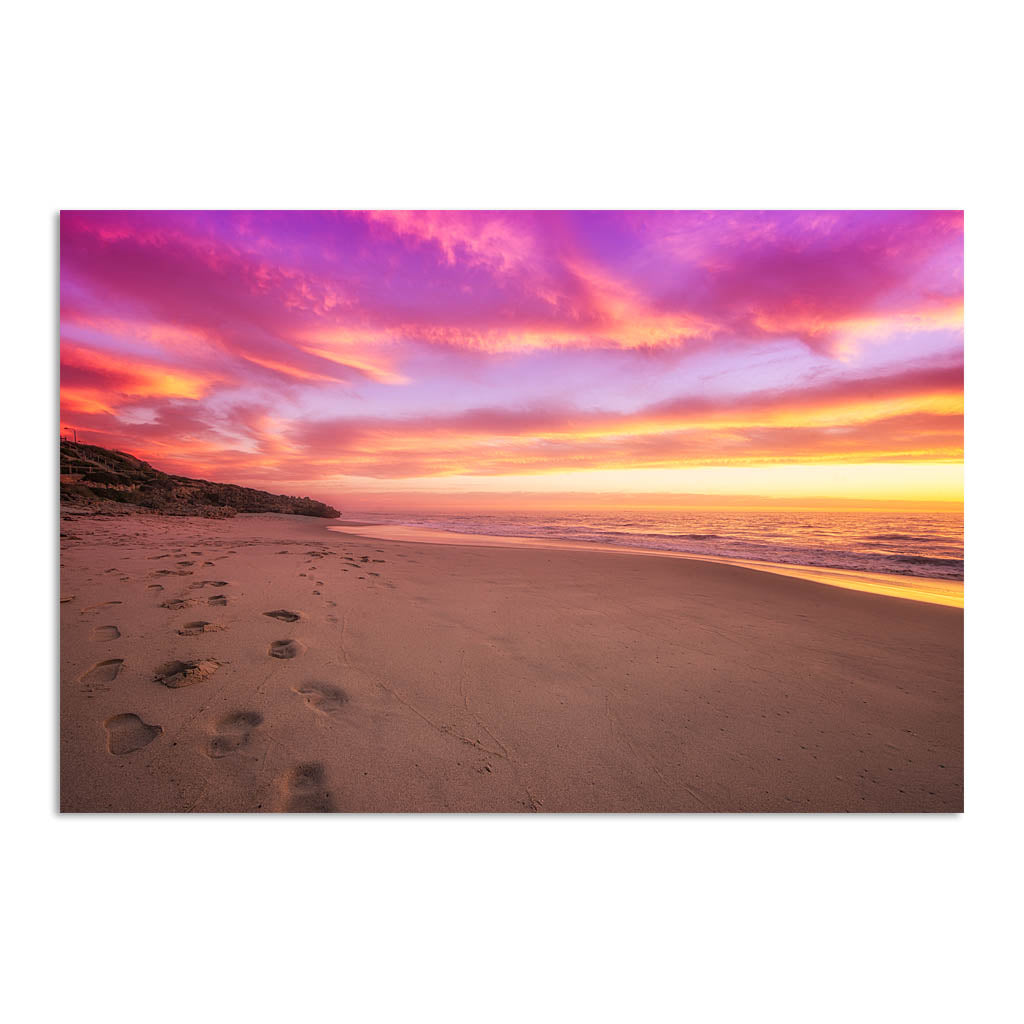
[76,540,384,809]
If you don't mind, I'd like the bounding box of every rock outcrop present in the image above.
[59,441,341,518]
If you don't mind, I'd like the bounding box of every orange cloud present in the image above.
[60,341,213,414]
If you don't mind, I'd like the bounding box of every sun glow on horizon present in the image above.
[307,462,963,509]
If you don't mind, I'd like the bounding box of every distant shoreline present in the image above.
[328,521,964,608]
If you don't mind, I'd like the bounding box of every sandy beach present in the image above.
[60,510,963,812]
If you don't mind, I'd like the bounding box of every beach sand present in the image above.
[60,511,963,812]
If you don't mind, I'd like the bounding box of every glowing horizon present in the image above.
[59,211,963,507]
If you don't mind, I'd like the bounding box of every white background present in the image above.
[3,2,1018,1021]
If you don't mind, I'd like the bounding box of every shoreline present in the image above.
[327,522,964,608]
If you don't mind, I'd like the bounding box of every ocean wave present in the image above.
[864,533,938,542]
[886,554,964,568]
[642,532,723,540]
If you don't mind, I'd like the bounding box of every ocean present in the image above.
[342,507,964,581]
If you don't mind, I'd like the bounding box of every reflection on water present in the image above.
[328,523,965,608]
[331,508,964,579]
[329,508,965,608]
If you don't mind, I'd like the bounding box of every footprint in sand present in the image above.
[154,659,221,688]
[207,594,228,607]
[161,597,197,611]
[91,624,121,641]
[104,713,162,755]
[269,639,304,659]
[295,683,348,715]
[177,620,224,636]
[79,659,124,697]
[278,763,334,811]
[188,580,229,590]
[207,711,263,759]
[80,659,124,685]
[264,609,301,622]
[82,600,122,615]
[147,584,164,591]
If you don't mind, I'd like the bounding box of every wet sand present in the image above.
[329,523,965,608]
[60,510,963,812]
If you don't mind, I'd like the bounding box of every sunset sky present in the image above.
[59,210,963,507]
